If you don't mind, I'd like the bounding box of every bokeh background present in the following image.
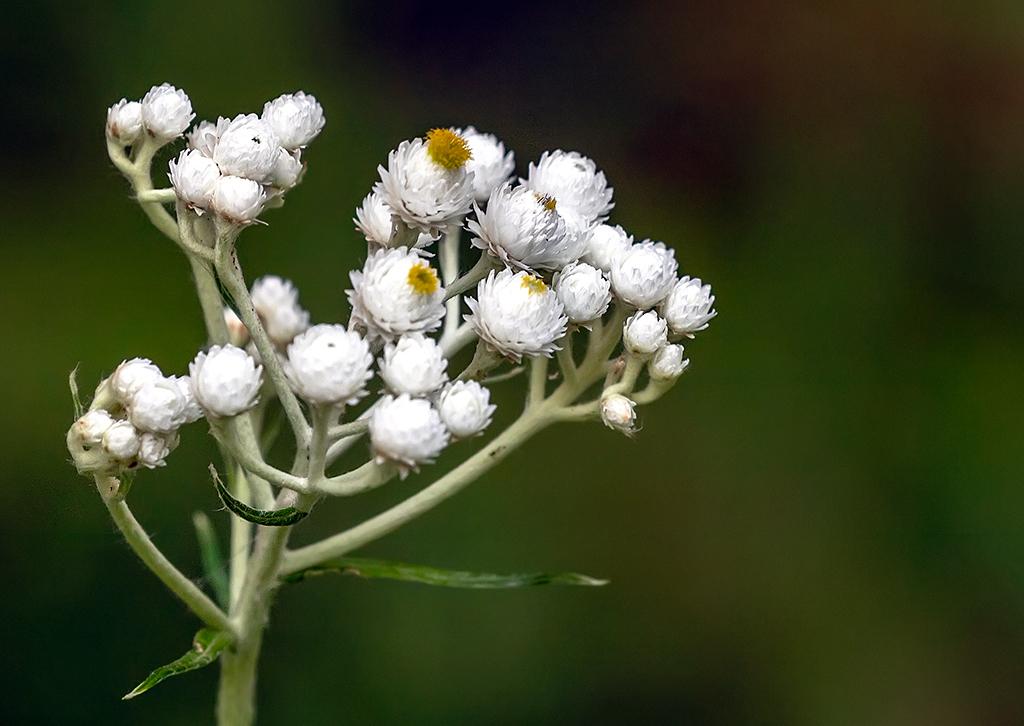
[2,1,1023,724]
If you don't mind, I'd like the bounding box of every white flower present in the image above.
[378,334,448,396]
[213,113,281,181]
[106,99,143,144]
[250,276,310,348]
[128,377,189,434]
[525,150,613,225]
[75,410,115,445]
[468,183,583,271]
[267,148,304,190]
[285,325,372,406]
[138,431,179,469]
[649,344,689,381]
[600,394,637,435]
[169,375,203,424]
[583,223,633,272]
[354,191,433,250]
[555,261,612,324]
[609,240,678,309]
[623,310,668,355]
[465,269,568,361]
[660,276,717,338]
[187,117,231,158]
[111,358,164,403]
[224,307,250,347]
[140,83,194,140]
[369,394,449,470]
[189,345,263,417]
[168,149,221,211]
[455,126,515,202]
[437,380,495,439]
[347,247,446,341]
[376,130,475,235]
[212,175,266,224]
[102,420,142,461]
[262,92,325,150]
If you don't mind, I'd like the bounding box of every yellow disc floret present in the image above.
[426,128,473,170]
[534,193,557,211]
[407,261,440,295]
[520,274,548,295]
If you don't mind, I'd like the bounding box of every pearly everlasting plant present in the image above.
[67,82,717,726]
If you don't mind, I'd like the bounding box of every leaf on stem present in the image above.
[122,628,231,700]
[192,511,230,608]
[210,464,308,526]
[282,556,609,588]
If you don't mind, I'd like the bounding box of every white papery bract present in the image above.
[251,276,310,349]
[609,240,678,310]
[187,117,230,158]
[212,175,266,224]
[213,114,281,182]
[106,99,143,145]
[649,344,689,381]
[170,375,204,424]
[169,149,221,211]
[369,394,449,470]
[128,377,189,434]
[601,394,637,435]
[468,183,583,271]
[437,380,495,439]
[262,92,325,151]
[75,410,115,445]
[102,420,142,460]
[623,310,669,355]
[347,247,446,341]
[224,308,250,347]
[465,269,568,361]
[189,345,263,417]
[376,133,475,235]
[140,83,194,141]
[583,223,633,272]
[268,148,304,190]
[378,334,448,396]
[354,191,395,247]
[456,126,515,202]
[525,150,614,226]
[555,261,612,324]
[111,358,164,403]
[138,431,179,469]
[285,324,372,406]
[660,276,717,338]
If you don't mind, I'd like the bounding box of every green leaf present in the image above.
[282,557,609,588]
[122,628,231,700]
[210,464,308,527]
[68,365,83,418]
[192,511,230,608]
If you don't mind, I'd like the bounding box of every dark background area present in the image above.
[2,1,1023,724]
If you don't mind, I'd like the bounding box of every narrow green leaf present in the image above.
[122,628,231,700]
[282,556,609,588]
[210,465,308,526]
[68,365,83,418]
[192,511,230,608]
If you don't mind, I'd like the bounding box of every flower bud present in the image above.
[555,261,612,324]
[128,378,189,434]
[106,99,143,145]
[267,148,304,190]
[189,345,263,417]
[111,358,164,403]
[609,240,678,310]
[214,114,280,181]
[262,91,325,150]
[623,310,668,355]
[600,394,637,435]
[138,431,179,469]
[369,394,449,471]
[583,224,633,272]
[75,409,115,445]
[285,325,372,406]
[251,276,310,348]
[102,420,142,461]
[141,83,194,141]
[169,148,221,211]
[378,334,448,396]
[212,175,266,224]
[224,308,250,347]
[649,344,689,381]
[437,380,495,439]
[660,276,717,338]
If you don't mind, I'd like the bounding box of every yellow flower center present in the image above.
[426,128,472,170]
[520,274,547,295]
[407,261,440,295]
[534,193,557,211]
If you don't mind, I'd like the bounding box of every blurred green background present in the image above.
[3,1,1024,724]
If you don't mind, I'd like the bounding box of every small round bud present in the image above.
[138,431,179,469]
[187,117,231,158]
[189,345,263,417]
[141,83,194,140]
[456,126,515,202]
[111,358,164,403]
[437,380,495,439]
[213,114,281,181]
[623,310,668,355]
[212,175,266,224]
[170,375,204,424]
[102,420,142,461]
[262,92,325,150]
[285,325,373,406]
[250,276,310,348]
[378,334,448,396]
[128,377,189,434]
[600,394,637,435]
[75,410,115,445]
[649,344,689,381]
[555,261,612,324]
[583,224,633,272]
[609,240,678,310]
[169,148,221,211]
[267,148,304,190]
[369,394,449,470]
[660,276,717,338]
[106,99,143,145]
